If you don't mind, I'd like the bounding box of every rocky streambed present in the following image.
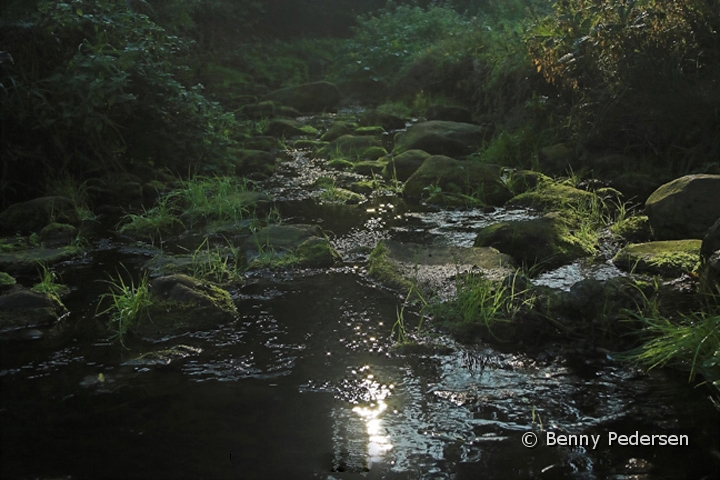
[1,97,719,479]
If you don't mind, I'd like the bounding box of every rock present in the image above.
[701,217,720,261]
[352,160,387,176]
[262,81,341,113]
[403,155,511,206]
[137,274,236,340]
[383,150,430,181]
[507,182,594,211]
[266,118,318,138]
[235,149,277,177]
[359,110,406,131]
[368,240,515,297]
[240,101,301,120]
[321,121,357,142]
[39,222,78,246]
[0,246,81,274]
[318,135,384,160]
[0,271,16,291]
[393,121,489,157]
[425,105,474,124]
[354,126,385,136]
[609,172,667,203]
[243,224,339,269]
[611,240,702,277]
[122,344,203,367]
[702,250,720,295]
[537,143,577,175]
[645,174,720,240]
[610,215,652,243]
[0,289,67,332]
[474,213,593,271]
[243,135,280,151]
[0,196,78,235]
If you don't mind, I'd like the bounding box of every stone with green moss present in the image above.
[352,160,387,176]
[266,118,318,138]
[135,274,236,341]
[235,149,277,177]
[327,159,354,171]
[243,224,339,269]
[293,139,327,150]
[610,215,652,243]
[359,109,407,130]
[403,155,511,206]
[474,213,593,271]
[507,182,594,211]
[383,150,430,181]
[0,196,80,235]
[0,271,15,288]
[354,126,385,136]
[393,121,489,157]
[294,237,342,268]
[612,240,702,277]
[0,245,82,274]
[0,289,67,332]
[321,121,357,142]
[368,240,515,296]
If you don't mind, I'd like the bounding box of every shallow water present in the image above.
[2,143,719,479]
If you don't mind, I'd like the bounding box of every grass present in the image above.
[32,263,69,302]
[96,268,153,347]
[433,270,538,340]
[187,237,244,284]
[392,285,430,343]
[118,176,263,240]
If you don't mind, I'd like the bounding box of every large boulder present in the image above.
[473,213,593,270]
[403,155,510,206]
[393,121,489,157]
[262,81,341,113]
[0,196,79,235]
[0,289,67,333]
[611,240,702,277]
[645,174,720,240]
[383,150,431,181]
[425,105,474,124]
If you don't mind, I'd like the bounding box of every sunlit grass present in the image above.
[96,268,153,347]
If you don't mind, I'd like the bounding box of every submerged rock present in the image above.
[403,155,510,206]
[368,240,515,297]
[645,174,720,240]
[393,120,489,157]
[243,224,340,269]
[612,240,702,277]
[262,81,341,113]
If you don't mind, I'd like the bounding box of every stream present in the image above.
[1,111,719,480]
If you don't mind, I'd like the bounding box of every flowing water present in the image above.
[2,126,719,479]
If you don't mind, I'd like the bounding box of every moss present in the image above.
[367,242,413,292]
[294,237,341,268]
[508,182,594,211]
[352,160,387,176]
[0,246,82,272]
[327,159,354,170]
[612,240,702,277]
[354,126,385,135]
[610,215,652,243]
[0,272,16,287]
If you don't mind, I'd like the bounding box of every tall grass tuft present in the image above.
[96,268,152,347]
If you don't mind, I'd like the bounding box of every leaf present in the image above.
[76,9,83,17]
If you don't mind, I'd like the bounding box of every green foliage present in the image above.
[119,176,260,240]
[434,271,538,338]
[187,237,244,284]
[1,0,242,207]
[32,263,69,302]
[527,0,720,166]
[624,294,720,394]
[96,268,153,346]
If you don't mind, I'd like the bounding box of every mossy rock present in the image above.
[0,246,81,274]
[39,223,78,246]
[425,105,474,124]
[505,170,551,196]
[537,143,578,175]
[321,121,357,142]
[403,155,511,206]
[0,196,79,235]
[318,135,383,160]
[266,118,318,138]
[354,126,385,136]
[368,240,515,296]
[327,159,354,171]
[359,110,407,131]
[0,289,67,333]
[352,160,387,176]
[293,139,327,150]
[243,224,339,269]
[235,149,277,177]
[383,150,430,181]
[393,121,490,157]
[243,135,280,151]
[645,174,720,240]
[137,274,236,340]
[610,215,652,243]
[474,213,593,271]
[0,271,16,289]
[612,240,702,277]
[507,182,594,211]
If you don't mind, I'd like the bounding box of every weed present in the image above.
[188,237,244,284]
[32,263,69,301]
[392,285,430,343]
[96,267,153,347]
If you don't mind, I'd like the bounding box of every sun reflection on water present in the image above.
[351,369,394,468]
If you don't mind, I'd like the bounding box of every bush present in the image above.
[1,0,241,208]
[527,0,720,167]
